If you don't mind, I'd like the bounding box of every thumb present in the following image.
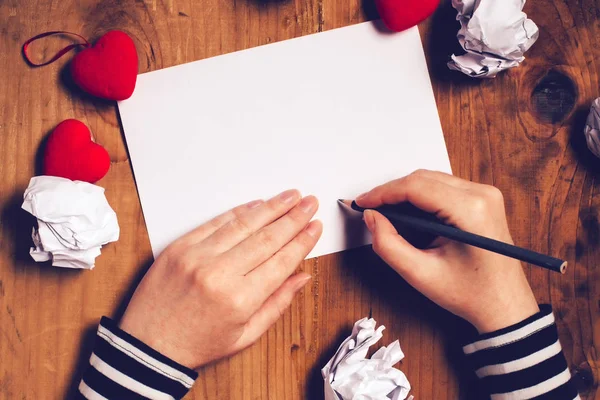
[364,210,430,280]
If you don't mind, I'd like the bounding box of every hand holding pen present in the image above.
[344,170,541,334]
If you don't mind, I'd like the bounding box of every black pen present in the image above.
[338,200,567,274]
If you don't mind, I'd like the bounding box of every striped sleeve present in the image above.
[77,317,198,400]
[463,305,580,400]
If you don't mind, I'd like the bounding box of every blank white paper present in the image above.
[118,22,452,259]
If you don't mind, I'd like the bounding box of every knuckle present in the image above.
[403,174,423,190]
[263,198,280,213]
[297,229,316,248]
[288,208,307,223]
[208,214,227,230]
[231,206,247,219]
[411,169,429,177]
[371,235,387,255]
[193,272,230,302]
[277,249,297,268]
[469,196,489,214]
[466,197,498,230]
[230,217,253,236]
[483,185,504,204]
[229,293,251,319]
[164,239,188,257]
[257,229,277,248]
[192,270,212,290]
[174,254,197,273]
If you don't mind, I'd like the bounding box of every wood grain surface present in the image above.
[1,0,599,398]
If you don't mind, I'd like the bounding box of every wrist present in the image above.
[83,317,198,398]
[471,299,540,334]
[118,315,202,370]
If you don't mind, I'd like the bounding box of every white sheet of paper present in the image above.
[118,21,452,259]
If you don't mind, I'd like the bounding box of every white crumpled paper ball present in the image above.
[448,0,539,78]
[322,317,412,400]
[584,98,600,158]
[21,176,120,269]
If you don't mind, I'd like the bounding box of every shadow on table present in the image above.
[64,324,98,399]
[0,181,154,399]
[361,0,379,22]
[62,255,154,399]
[0,124,55,269]
[425,1,483,88]
[2,191,39,268]
[0,188,85,282]
[305,326,354,398]
[111,256,155,321]
[569,106,600,176]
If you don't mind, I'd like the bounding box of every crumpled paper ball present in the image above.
[448,0,539,78]
[584,98,600,158]
[21,176,120,269]
[322,317,413,400]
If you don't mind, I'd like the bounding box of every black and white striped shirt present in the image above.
[463,305,579,400]
[78,306,578,399]
[76,317,197,399]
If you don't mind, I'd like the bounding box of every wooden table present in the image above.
[1,0,598,398]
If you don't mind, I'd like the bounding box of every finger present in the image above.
[245,220,322,299]
[175,199,264,247]
[408,170,472,189]
[411,170,502,196]
[356,175,473,224]
[199,189,301,254]
[365,210,438,284]
[223,196,319,273]
[234,272,311,351]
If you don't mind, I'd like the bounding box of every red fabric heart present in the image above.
[375,0,439,32]
[43,119,110,183]
[70,30,138,101]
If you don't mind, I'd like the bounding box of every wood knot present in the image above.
[530,70,577,124]
[572,363,596,394]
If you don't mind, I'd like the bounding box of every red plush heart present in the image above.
[375,0,439,32]
[43,119,110,183]
[70,30,138,101]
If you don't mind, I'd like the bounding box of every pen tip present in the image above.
[338,199,353,207]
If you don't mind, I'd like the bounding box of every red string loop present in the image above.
[22,31,91,67]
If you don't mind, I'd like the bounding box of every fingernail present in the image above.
[246,199,263,209]
[363,210,376,232]
[356,192,368,201]
[305,220,322,237]
[279,189,299,203]
[298,196,316,213]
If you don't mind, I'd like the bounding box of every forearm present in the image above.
[463,304,579,399]
[77,317,197,400]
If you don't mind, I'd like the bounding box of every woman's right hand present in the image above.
[355,170,540,333]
